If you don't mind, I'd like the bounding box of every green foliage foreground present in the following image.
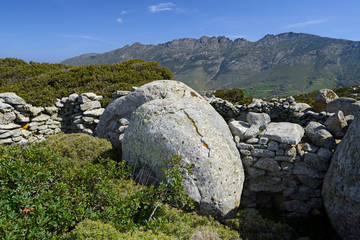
[0,133,302,239]
[0,58,174,107]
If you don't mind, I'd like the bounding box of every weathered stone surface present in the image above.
[305,121,336,149]
[112,90,131,98]
[314,89,338,112]
[228,119,249,141]
[322,113,360,240]
[327,97,360,116]
[251,149,275,158]
[80,101,101,111]
[324,110,348,138]
[0,123,20,130]
[95,80,207,148]
[122,97,244,218]
[244,125,260,139]
[0,92,26,105]
[83,108,105,117]
[32,114,51,122]
[297,142,318,153]
[0,102,14,110]
[260,122,304,145]
[249,177,283,192]
[246,112,271,130]
[294,162,324,178]
[253,158,280,172]
[0,111,16,125]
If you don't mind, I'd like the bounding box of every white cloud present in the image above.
[284,19,328,28]
[117,18,123,23]
[149,2,176,13]
[120,10,129,15]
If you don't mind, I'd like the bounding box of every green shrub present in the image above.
[0,58,174,107]
[214,88,245,103]
[44,133,119,168]
[62,219,122,239]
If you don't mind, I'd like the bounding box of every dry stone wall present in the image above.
[0,92,104,146]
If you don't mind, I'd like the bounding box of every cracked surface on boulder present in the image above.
[122,97,244,218]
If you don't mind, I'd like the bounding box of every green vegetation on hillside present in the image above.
[0,58,174,107]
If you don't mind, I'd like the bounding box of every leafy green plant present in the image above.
[214,88,245,104]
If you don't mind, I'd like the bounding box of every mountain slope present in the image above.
[62,33,360,98]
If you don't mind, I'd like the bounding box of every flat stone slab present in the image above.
[260,122,304,145]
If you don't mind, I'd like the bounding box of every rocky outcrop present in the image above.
[122,97,244,218]
[305,122,336,150]
[326,97,360,116]
[323,113,360,239]
[95,80,205,149]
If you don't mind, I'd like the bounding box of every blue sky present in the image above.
[1,0,360,63]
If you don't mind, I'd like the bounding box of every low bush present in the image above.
[214,88,245,103]
[0,58,174,107]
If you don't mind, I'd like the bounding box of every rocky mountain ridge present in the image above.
[62,32,360,98]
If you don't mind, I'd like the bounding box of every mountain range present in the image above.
[62,32,360,98]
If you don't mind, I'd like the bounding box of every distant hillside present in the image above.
[0,58,173,106]
[62,32,360,98]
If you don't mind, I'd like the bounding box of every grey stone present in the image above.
[282,200,311,214]
[259,137,269,145]
[0,102,14,110]
[298,142,319,153]
[274,155,295,162]
[0,123,20,130]
[83,108,104,117]
[240,149,251,156]
[15,111,30,123]
[249,177,283,192]
[0,111,16,125]
[297,175,322,188]
[251,149,275,158]
[314,89,339,112]
[122,96,244,218]
[80,101,101,111]
[242,156,256,166]
[0,138,13,144]
[68,93,79,102]
[267,140,279,151]
[28,106,44,116]
[247,167,266,177]
[322,113,360,239]
[305,121,336,149]
[95,80,207,149]
[261,122,304,145]
[293,102,312,112]
[246,112,271,130]
[307,198,323,209]
[0,129,20,139]
[32,114,50,122]
[246,137,259,144]
[228,119,249,140]
[294,162,324,178]
[285,147,297,157]
[244,125,260,139]
[317,148,333,161]
[253,158,280,172]
[44,106,58,115]
[0,92,26,105]
[324,110,348,138]
[327,97,360,116]
[237,142,254,150]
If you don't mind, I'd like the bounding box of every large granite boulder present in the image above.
[314,89,338,112]
[94,80,205,148]
[122,97,244,218]
[322,114,360,239]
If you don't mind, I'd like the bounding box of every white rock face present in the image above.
[260,122,304,145]
[122,97,244,218]
[322,114,360,240]
[95,80,205,148]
